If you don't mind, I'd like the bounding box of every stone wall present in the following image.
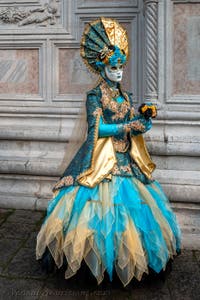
[0,0,199,247]
[0,0,143,210]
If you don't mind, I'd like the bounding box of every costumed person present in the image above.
[36,17,182,287]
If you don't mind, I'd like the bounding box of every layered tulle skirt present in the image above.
[36,176,181,287]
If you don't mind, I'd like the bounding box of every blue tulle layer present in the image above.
[41,176,181,281]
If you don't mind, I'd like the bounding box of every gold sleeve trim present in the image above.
[130,135,156,179]
[77,111,117,187]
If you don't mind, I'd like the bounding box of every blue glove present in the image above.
[98,116,124,137]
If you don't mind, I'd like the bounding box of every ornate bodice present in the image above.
[53,80,154,191]
[99,80,133,146]
[100,80,131,124]
[96,80,151,183]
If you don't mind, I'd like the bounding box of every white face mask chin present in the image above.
[105,64,123,82]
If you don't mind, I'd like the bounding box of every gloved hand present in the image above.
[98,114,152,138]
[124,115,152,136]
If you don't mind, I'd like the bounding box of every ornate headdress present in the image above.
[80,17,129,73]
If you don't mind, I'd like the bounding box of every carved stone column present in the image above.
[143,0,159,102]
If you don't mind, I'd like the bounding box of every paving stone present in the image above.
[0,266,3,275]
[2,246,47,280]
[38,288,113,300]
[0,238,23,267]
[131,289,170,300]
[172,259,200,273]
[43,270,97,292]
[0,208,200,300]
[172,250,199,273]
[194,250,200,265]
[88,289,113,299]
[118,278,171,300]
[0,276,44,300]
[166,269,200,300]
[173,249,194,261]
[0,208,14,225]
[6,209,44,225]
[110,286,171,300]
[41,276,171,300]
[87,289,124,300]
[40,265,115,300]
[39,277,113,300]
[0,222,36,240]
[42,266,171,300]
[23,231,38,248]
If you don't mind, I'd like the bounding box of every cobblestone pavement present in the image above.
[0,208,199,300]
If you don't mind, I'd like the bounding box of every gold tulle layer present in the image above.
[36,179,179,287]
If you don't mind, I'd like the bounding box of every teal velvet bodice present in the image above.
[53,81,152,191]
[97,85,152,181]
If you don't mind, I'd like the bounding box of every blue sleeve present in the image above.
[98,116,124,137]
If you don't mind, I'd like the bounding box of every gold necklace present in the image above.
[102,78,120,98]
[109,87,120,98]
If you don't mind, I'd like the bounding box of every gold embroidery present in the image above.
[130,107,135,119]
[107,85,120,98]
[120,165,132,173]
[129,120,145,132]
[100,81,130,121]
[76,112,101,181]
[93,107,102,117]
[112,138,130,153]
[54,176,74,189]
[111,163,132,175]
[130,135,156,180]
[112,164,121,175]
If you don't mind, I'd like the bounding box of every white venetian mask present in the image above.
[105,63,123,82]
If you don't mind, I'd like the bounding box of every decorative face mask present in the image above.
[105,63,123,82]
